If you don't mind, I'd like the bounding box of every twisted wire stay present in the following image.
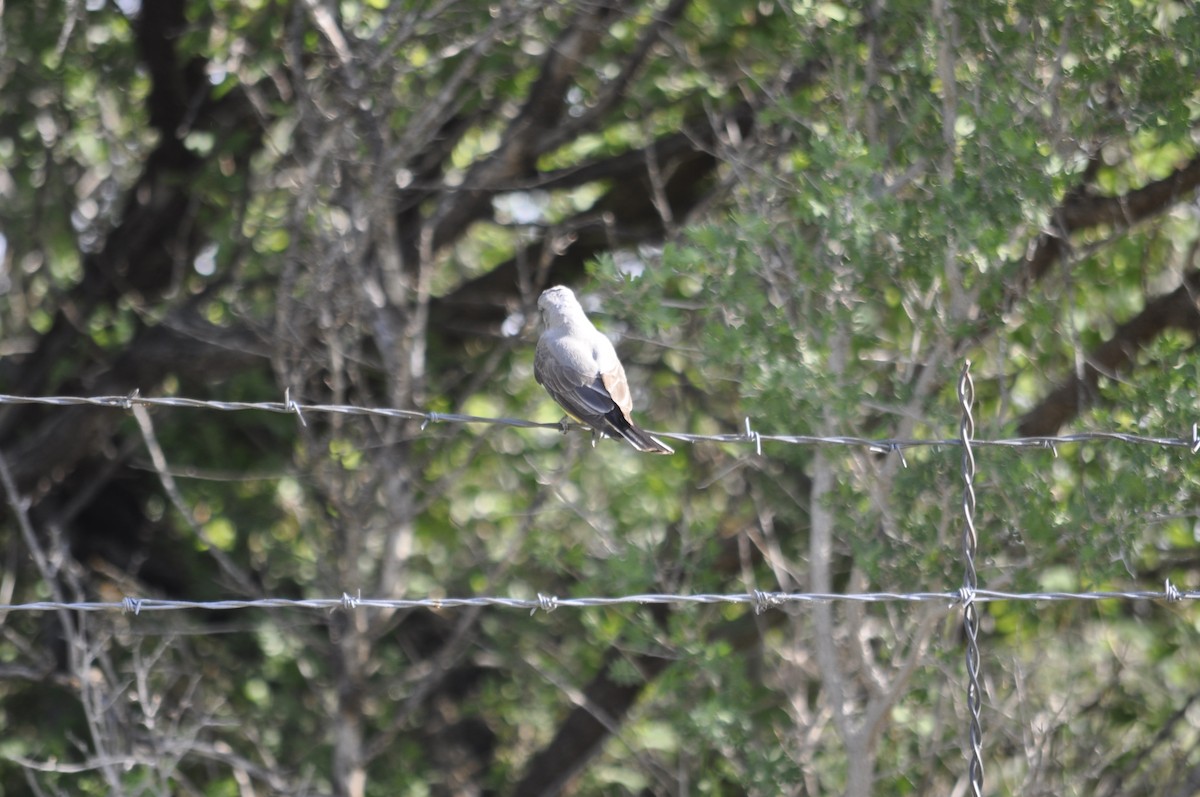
[959,361,984,797]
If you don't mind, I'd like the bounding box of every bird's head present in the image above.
[538,285,586,327]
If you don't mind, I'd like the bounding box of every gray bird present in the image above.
[534,285,674,454]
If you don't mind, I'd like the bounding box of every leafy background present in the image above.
[0,0,1198,795]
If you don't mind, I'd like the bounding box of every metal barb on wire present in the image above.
[958,361,984,797]
[533,593,559,615]
[284,387,307,428]
[744,417,763,456]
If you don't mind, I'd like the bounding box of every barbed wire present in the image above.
[1,392,1198,454]
[0,584,1194,618]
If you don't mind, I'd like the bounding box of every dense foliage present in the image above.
[1,0,1198,795]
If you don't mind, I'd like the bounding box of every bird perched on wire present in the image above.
[534,285,674,454]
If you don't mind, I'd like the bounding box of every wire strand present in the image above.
[2,393,1197,452]
[1,586,1194,617]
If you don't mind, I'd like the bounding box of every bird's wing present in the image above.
[584,331,634,418]
[535,339,617,422]
[599,362,634,418]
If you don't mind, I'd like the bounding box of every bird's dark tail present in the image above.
[603,412,674,454]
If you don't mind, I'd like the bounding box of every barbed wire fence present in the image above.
[1,373,1199,796]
